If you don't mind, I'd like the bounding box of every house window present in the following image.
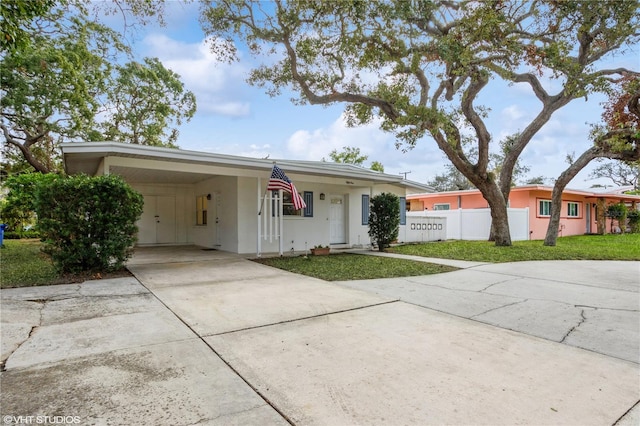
[539,200,551,216]
[567,202,579,217]
[196,195,208,225]
[303,191,313,217]
[362,194,369,225]
[400,197,406,225]
[275,191,302,216]
[434,203,450,211]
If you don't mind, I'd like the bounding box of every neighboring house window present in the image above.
[303,191,313,217]
[362,194,369,225]
[400,197,406,225]
[567,202,579,217]
[539,200,551,216]
[434,203,450,211]
[196,195,208,225]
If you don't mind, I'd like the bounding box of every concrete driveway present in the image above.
[1,246,638,425]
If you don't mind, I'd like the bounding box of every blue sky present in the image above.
[118,1,637,189]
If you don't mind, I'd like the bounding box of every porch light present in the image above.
[320,193,325,200]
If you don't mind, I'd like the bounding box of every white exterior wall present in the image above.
[409,208,530,241]
[194,176,239,252]
[131,183,194,245]
[129,175,417,253]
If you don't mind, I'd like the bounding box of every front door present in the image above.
[138,195,176,244]
[329,195,346,244]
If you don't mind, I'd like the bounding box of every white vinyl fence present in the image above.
[408,208,530,241]
[399,216,447,243]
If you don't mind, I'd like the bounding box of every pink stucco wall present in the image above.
[408,186,615,240]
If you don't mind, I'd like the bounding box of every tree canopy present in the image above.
[1,2,196,173]
[201,0,639,246]
[325,145,385,172]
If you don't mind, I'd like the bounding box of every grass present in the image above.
[3,234,637,288]
[1,239,60,288]
[0,239,131,289]
[389,234,640,262]
[253,253,458,281]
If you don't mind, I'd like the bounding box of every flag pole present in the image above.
[258,162,276,216]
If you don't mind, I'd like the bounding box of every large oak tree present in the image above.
[200,0,639,246]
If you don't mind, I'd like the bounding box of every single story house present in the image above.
[408,185,640,240]
[61,142,433,255]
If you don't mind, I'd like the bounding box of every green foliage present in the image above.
[327,146,368,166]
[35,174,144,273]
[606,202,627,218]
[0,173,61,237]
[1,4,196,173]
[0,7,127,172]
[0,0,55,52]
[627,209,640,233]
[102,57,197,147]
[368,192,400,252]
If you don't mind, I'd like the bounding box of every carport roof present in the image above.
[61,142,434,192]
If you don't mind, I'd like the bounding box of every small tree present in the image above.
[368,193,400,252]
[35,174,144,273]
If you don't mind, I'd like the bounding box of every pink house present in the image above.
[408,185,640,240]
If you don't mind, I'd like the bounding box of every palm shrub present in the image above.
[35,174,144,273]
[368,192,400,252]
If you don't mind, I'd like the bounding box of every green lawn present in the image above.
[389,234,640,262]
[253,253,458,281]
[0,239,131,289]
[3,234,637,288]
[1,239,60,288]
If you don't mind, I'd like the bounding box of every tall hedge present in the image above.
[368,192,400,252]
[35,174,144,273]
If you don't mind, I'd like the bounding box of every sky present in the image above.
[114,1,638,190]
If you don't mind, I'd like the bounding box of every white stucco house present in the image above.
[61,142,433,255]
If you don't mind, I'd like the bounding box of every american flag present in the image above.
[267,165,306,210]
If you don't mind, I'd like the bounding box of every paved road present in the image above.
[1,247,638,425]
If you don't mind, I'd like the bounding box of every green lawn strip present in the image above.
[1,239,60,288]
[253,253,457,281]
[1,239,132,289]
[389,234,640,262]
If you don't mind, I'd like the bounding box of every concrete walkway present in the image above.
[1,246,638,425]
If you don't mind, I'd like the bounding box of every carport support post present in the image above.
[279,189,284,256]
[257,177,262,257]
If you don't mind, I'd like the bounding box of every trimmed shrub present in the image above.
[368,192,400,252]
[0,173,61,238]
[35,174,144,273]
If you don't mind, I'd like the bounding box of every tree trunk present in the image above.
[596,197,606,234]
[480,183,511,246]
[544,130,640,245]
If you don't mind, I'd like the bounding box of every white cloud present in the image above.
[141,34,252,117]
[285,113,445,181]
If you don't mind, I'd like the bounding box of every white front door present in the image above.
[329,195,346,244]
[138,195,176,244]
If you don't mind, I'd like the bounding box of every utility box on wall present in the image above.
[403,216,447,242]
